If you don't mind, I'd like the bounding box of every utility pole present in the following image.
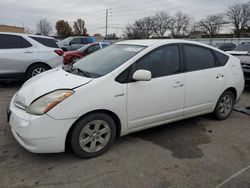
[105,9,108,39]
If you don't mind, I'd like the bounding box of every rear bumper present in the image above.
[48,56,64,68]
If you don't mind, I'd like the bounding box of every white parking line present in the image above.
[215,165,250,188]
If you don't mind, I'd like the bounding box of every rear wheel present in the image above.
[213,90,235,120]
[70,113,116,158]
[26,64,50,79]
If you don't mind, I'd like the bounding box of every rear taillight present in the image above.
[54,49,64,56]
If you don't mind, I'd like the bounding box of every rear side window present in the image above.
[183,45,215,72]
[0,34,32,49]
[30,37,59,48]
[81,38,89,44]
[214,51,229,66]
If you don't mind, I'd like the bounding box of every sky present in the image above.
[0,0,249,36]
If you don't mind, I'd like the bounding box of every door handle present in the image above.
[172,82,184,88]
[24,50,33,54]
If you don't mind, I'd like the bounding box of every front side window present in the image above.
[134,45,180,78]
[183,45,215,72]
[70,44,145,77]
[0,34,32,49]
[77,44,91,52]
[87,44,100,54]
[71,38,82,45]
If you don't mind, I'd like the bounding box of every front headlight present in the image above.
[26,90,74,115]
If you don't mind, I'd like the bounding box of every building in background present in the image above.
[0,24,24,33]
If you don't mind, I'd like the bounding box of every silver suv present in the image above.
[0,32,64,81]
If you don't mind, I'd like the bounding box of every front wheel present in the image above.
[70,113,116,158]
[213,90,235,120]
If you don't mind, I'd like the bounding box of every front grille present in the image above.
[242,63,250,69]
[244,72,250,80]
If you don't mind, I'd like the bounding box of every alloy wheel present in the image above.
[218,95,233,116]
[31,67,46,77]
[79,120,111,153]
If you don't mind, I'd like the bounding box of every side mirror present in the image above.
[132,69,152,81]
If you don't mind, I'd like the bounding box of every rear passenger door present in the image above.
[0,34,36,75]
[182,44,226,115]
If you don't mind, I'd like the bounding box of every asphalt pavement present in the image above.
[0,82,249,188]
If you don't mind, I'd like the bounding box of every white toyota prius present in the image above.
[8,40,245,158]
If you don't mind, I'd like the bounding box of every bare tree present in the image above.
[124,24,144,39]
[134,17,155,39]
[124,17,155,39]
[36,19,52,36]
[170,11,191,38]
[199,14,225,38]
[152,11,173,37]
[227,2,250,37]
[73,18,88,36]
[24,27,33,34]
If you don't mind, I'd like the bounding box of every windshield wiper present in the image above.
[75,68,92,78]
[64,64,92,78]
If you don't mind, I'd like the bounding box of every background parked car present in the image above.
[215,43,236,51]
[58,36,96,51]
[227,42,250,86]
[63,42,110,65]
[0,32,64,81]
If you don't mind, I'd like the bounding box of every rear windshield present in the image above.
[30,37,59,48]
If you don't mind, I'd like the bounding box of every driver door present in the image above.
[127,45,185,130]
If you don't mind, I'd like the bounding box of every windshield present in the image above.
[77,44,91,52]
[61,37,73,44]
[234,44,250,51]
[68,44,145,78]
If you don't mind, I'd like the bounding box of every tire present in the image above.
[70,57,80,64]
[70,113,116,158]
[213,90,235,120]
[26,64,50,79]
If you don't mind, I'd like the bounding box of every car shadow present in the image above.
[128,115,212,159]
[0,81,24,88]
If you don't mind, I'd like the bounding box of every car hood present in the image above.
[227,51,249,55]
[15,67,92,106]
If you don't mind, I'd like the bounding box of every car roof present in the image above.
[116,39,207,47]
[0,32,54,39]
